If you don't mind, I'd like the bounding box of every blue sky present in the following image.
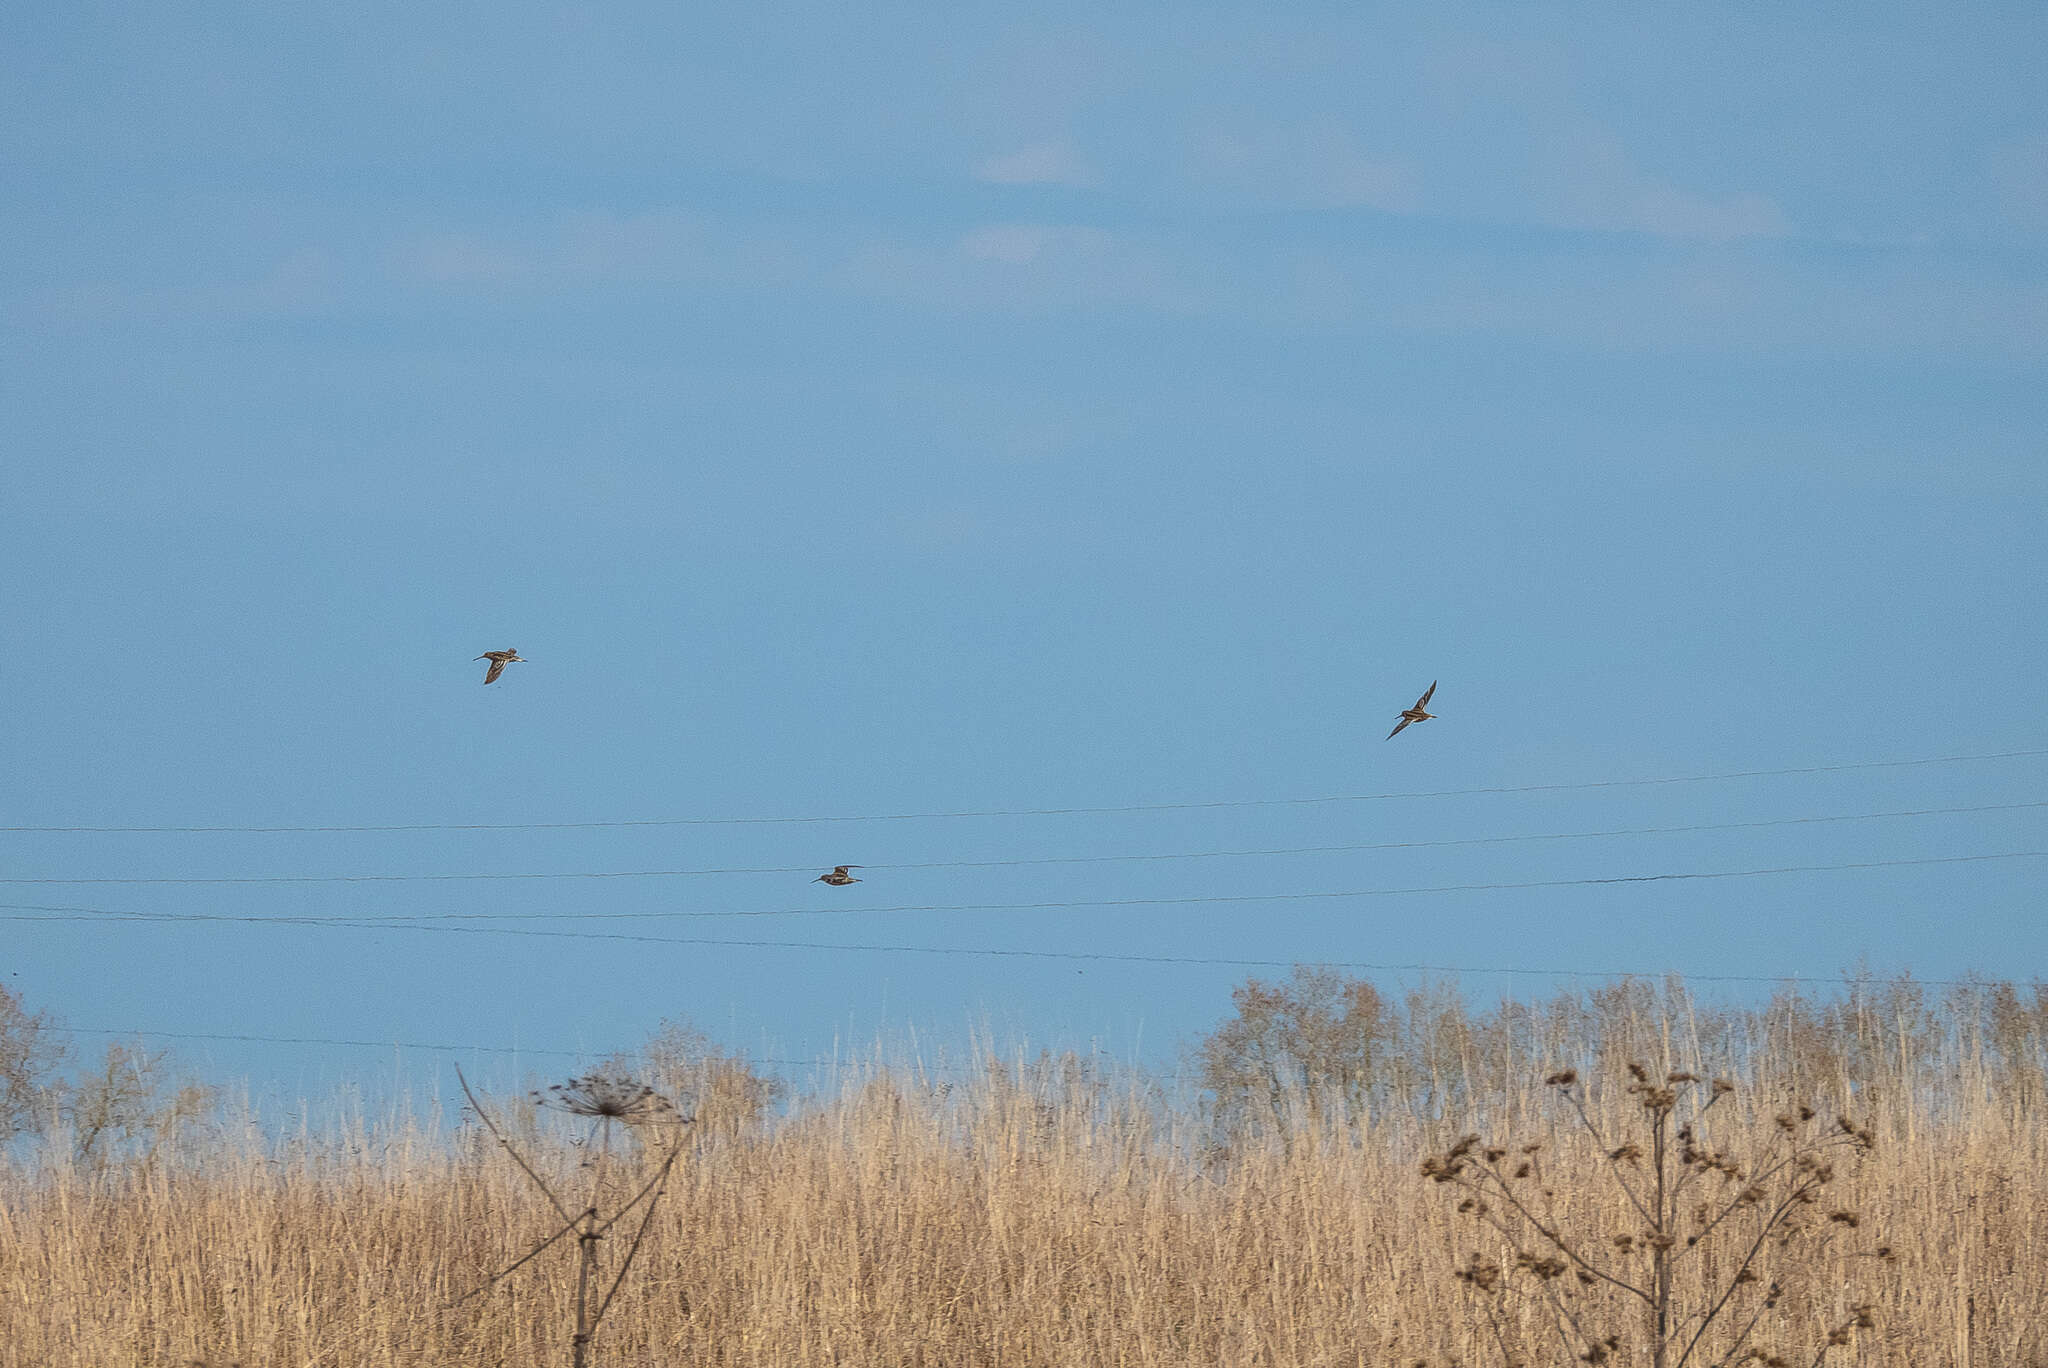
[3,3,2045,1098]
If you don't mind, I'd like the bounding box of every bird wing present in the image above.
[483,659,505,684]
[1385,716,1412,740]
[1415,680,1437,709]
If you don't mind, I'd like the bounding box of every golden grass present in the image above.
[2,987,2044,1367]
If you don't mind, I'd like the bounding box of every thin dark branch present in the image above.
[1463,1161,1652,1303]
[591,1130,689,1330]
[1706,1279,1778,1368]
[593,1126,692,1238]
[446,1207,586,1306]
[1563,1089,1657,1228]
[1677,1180,1819,1368]
[455,1064,573,1225]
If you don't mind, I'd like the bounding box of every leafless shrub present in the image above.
[1424,1066,1886,1367]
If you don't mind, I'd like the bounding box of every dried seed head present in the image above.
[1545,1070,1578,1087]
[1627,1062,1649,1083]
[534,1069,678,1122]
[1454,1254,1501,1291]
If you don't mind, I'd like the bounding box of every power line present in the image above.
[1,799,2038,886]
[60,1026,858,1071]
[6,745,2044,835]
[64,1026,593,1059]
[7,850,2043,930]
[197,911,2048,985]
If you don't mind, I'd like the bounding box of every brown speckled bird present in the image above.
[814,866,863,886]
[474,649,526,685]
[1385,680,1439,740]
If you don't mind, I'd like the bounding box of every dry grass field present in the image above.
[2,976,2043,1367]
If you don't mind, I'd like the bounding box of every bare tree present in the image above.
[638,1017,785,1145]
[66,1040,215,1166]
[0,984,65,1140]
[1196,965,1394,1149]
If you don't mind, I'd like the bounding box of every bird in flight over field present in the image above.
[474,649,526,685]
[1385,680,1439,740]
[815,866,863,886]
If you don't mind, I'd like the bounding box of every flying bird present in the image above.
[474,649,526,685]
[815,866,863,886]
[1385,680,1439,740]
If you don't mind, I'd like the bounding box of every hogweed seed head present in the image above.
[533,1069,680,1123]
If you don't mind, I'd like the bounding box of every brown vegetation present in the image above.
[0,974,2043,1367]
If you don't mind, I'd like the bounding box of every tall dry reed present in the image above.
[0,979,2042,1367]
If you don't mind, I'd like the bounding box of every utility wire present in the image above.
[64,1026,592,1059]
[1,799,2038,887]
[47,912,2029,998]
[6,745,2044,834]
[6,850,2043,930]
[60,1026,863,1071]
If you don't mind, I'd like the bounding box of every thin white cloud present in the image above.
[973,139,1098,188]
[556,209,810,285]
[388,212,810,292]
[1986,131,2048,231]
[957,223,1098,265]
[1636,187,1788,243]
[33,248,340,324]
[844,223,1193,316]
[401,235,537,285]
[1188,120,1421,212]
[1540,128,1792,242]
